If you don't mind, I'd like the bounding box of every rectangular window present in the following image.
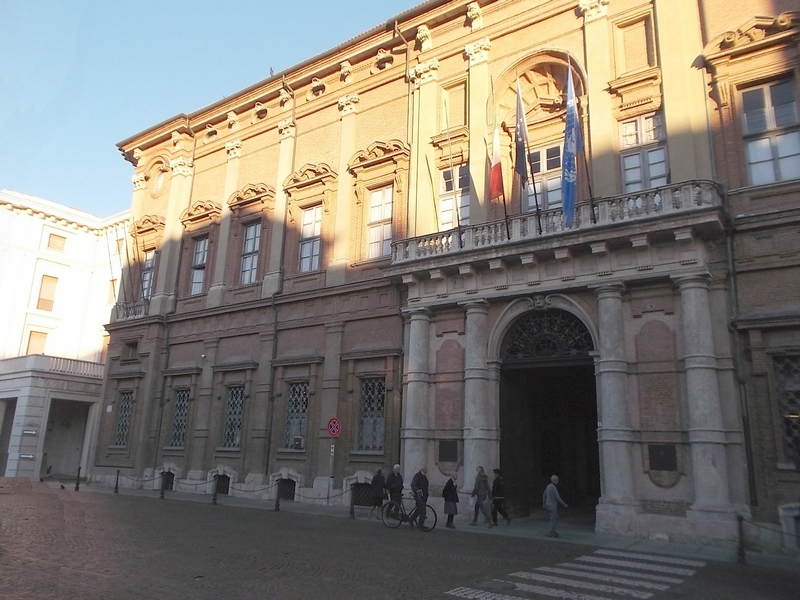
[442,82,467,129]
[169,389,190,447]
[26,331,47,355]
[440,165,470,230]
[299,206,322,272]
[240,223,261,285]
[37,275,58,311]
[140,250,156,300]
[47,233,66,251]
[113,391,133,446]
[190,236,209,295]
[108,279,117,304]
[742,80,800,185]
[357,378,386,451]
[526,144,563,211]
[619,113,668,192]
[284,382,309,449]
[221,386,244,448]
[774,356,800,465]
[367,187,393,259]
[115,238,125,255]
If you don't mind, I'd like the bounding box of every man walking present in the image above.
[470,466,492,526]
[490,468,511,527]
[368,467,386,519]
[542,475,568,538]
[385,464,403,504]
[410,465,429,529]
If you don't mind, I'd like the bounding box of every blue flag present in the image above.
[561,67,582,228]
[514,78,529,192]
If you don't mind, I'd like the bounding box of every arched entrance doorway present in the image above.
[499,308,600,518]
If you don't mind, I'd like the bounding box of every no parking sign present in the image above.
[327,417,341,437]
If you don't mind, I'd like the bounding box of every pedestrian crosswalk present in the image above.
[444,549,706,599]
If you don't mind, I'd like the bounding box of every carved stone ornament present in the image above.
[306,77,326,102]
[284,163,337,191]
[338,93,360,115]
[226,139,242,159]
[278,118,296,139]
[179,200,222,227]
[279,88,292,107]
[134,214,166,238]
[132,148,144,166]
[170,157,194,177]
[132,173,147,190]
[578,0,610,23]
[203,123,217,144]
[227,111,238,129]
[465,37,491,65]
[348,139,410,169]
[466,2,483,30]
[228,183,276,212]
[171,131,191,151]
[253,102,268,121]
[408,58,440,86]
[371,48,394,74]
[416,24,433,52]
[703,12,799,57]
[340,60,353,83]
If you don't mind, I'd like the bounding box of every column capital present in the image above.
[337,93,360,116]
[278,119,296,139]
[464,37,491,66]
[225,139,242,160]
[671,271,712,289]
[459,299,490,313]
[404,306,432,319]
[132,172,147,190]
[590,281,625,298]
[170,157,194,177]
[408,59,440,86]
[578,0,610,23]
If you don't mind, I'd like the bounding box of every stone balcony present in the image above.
[0,355,104,378]
[114,300,150,322]
[390,180,726,268]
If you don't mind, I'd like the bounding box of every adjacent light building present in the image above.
[0,190,129,480]
[92,0,800,552]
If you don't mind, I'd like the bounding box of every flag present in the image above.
[561,66,582,228]
[514,78,529,190]
[488,125,504,200]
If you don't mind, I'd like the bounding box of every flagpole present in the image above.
[525,144,543,235]
[443,95,463,249]
[582,150,597,224]
[490,75,511,241]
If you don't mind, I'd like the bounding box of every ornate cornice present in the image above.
[179,200,222,227]
[228,183,276,212]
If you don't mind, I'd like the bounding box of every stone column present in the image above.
[401,308,431,477]
[317,322,344,484]
[465,38,491,225]
[263,119,296,297]
[407,59,440,237]
[207,140,242,307]
[674,274,733,516]
[461,301,497,492]
[327,94,359,287]
[593,283,639,532]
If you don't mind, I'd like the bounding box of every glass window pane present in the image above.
[747,137,774,162]
[622,120,639,148]
[743,88,768,134]
[771,81,797,128]
[776,131,800,158]
[529,150,542,174]
[546,146,561,170]
[546,177,562,208]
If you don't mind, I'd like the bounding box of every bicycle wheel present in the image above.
[417,505,437,532]
[382,501,403,528]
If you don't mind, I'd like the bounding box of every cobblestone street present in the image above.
[1,479,799,600]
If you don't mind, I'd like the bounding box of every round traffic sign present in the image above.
[327,417,341,437]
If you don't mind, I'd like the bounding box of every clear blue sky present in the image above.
[0,0,408,217]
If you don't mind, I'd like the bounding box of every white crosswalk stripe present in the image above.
[444,549,706,599]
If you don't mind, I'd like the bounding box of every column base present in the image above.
[595,499,643,537]
[206,283,226,307]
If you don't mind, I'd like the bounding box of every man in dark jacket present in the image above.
[410,465,429,529]
[490,468,511,526]
[369,467,386,519]
[385,463,403,504]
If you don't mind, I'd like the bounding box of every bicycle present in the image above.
[381,494,437,531]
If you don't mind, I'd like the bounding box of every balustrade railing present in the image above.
[391,180,721,264]
[115,300,149,321]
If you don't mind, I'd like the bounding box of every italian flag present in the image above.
[488,125,504,200]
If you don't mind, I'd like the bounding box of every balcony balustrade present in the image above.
[115,300,150,321]
[391,180,722,265]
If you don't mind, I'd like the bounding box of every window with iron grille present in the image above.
[774,356,800,465]
[190,236,208,295]
[367,187,393,259]
[240,222,260,285]
[169,389,190,447]
[299,206,322,272]
[742,80,800,185]
[113,390,133,446]
[439,165,470,230]
[221,386,244,448]
[284,382,309,448]
[620,113,668,192]
[358,378,385,452]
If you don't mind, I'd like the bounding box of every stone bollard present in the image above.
[114,470,120,494]
[212,474,218,505]
[159,472,166,500]
[349,486,355,520]
[274,494,281,512]
[75,466,81,492]
[737,514,747,565]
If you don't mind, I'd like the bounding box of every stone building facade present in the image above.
[0,190,129,479]
[92,0,800,551]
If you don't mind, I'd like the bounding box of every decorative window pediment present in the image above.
[284,163,337,223]
[704,12,799,59]
[132,215,165,238]
[228,183,276,212]
[348,140,410,201]
[608,67,663,119]
[180,200,222,227]
[431,126,470,169]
